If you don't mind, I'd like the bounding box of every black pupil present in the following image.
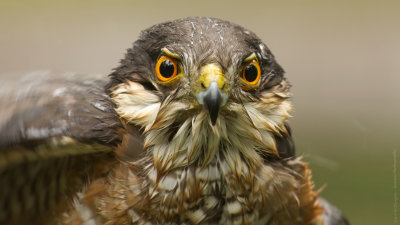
[244,64,258,82]
[159,60,175,78]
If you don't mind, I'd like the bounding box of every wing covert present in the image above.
[0,71,122,148]
[0,71,124,224]
[275,123,295,159]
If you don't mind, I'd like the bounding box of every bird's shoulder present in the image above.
[0,71,124,224]
[0,71,122,149]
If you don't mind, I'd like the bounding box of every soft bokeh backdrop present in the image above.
[1,1,399,224]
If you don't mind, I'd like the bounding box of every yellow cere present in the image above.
[199,64,225,89]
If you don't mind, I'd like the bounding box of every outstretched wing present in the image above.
[0,72,123,224]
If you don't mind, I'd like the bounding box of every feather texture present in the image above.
[0,17,348,225]
[0,72,121,224]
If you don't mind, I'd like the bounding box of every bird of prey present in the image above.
[0,17,348,225]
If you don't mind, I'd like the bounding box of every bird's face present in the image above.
[109,17,292,173]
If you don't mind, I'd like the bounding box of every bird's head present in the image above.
[108,17,292,173]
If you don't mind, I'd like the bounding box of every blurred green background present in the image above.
[0,0,398,224]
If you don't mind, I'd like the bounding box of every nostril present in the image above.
[201,83,206,89]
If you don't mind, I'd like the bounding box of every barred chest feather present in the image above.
[62,81,322,225]
[66,156,320,225]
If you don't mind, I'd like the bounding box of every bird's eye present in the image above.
[242,61,261,86]
[155,56,179,82]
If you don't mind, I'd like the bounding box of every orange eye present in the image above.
[242,61,261,85]
[155,56,179,82]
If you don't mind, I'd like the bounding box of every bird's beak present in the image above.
[196,64,227,125]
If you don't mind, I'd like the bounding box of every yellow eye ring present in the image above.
[242,61,261,85]
[155,56,179,82]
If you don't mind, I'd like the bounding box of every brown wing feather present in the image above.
[318,198,350,225]
[0,72,125,224]
[275,123,295,159]
[0,72,122,148]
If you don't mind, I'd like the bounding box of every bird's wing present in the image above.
[0,71,123,224]
[311,198,349,225]
[319,198,350,225]
[275,123,295,158]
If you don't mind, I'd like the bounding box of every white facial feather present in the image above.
[112,80,292,174]
[112,82,161,131]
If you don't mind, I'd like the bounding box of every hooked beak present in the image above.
[202,82,223,125]
[196,64,227,125]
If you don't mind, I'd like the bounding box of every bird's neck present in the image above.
[112,80,293,175]
[145,100,291,175]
